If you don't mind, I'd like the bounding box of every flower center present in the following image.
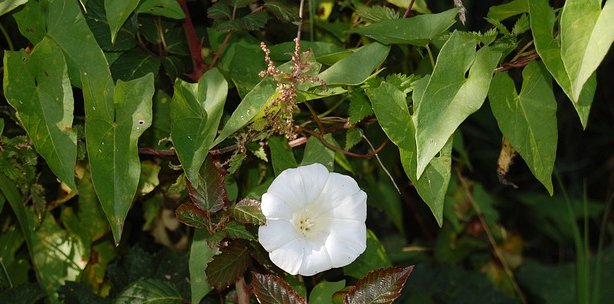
[291,204,330,239]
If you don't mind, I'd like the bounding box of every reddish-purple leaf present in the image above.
[231,198,265,225]
[344,266,414,304]
[251,272,307,304]
[205,241,251,290]
[186,158,228,213]
[175,203,209,228]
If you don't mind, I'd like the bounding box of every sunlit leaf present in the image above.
[353,9,457,46]
[12,0,45,44]
[116,279,183,304]
[344,266,414,304]
[301,135,335,170]
[0,0,27,16]
[528,0,597,128]
[488,62,557,194]
[487,0,527,21]
[413,31,501,178]
[205,241,251,290]
[3,38,77,190]
[171,68,228,186]
[310,280,346,304]
[189,229,216,303]
[251,272,307,304]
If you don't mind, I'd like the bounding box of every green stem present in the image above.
[592,191,613,304]
[0,23,14,51]
[425,44,435,69]
[0,259,13,288]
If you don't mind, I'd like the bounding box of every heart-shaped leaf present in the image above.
[344,266,414,304]
[251,272,307,304]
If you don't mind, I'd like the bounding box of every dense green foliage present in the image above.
[0,0,613,303]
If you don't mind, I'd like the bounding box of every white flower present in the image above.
[258,163,367,276]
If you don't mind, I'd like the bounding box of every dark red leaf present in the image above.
[175,203,209,228]
[344,266,414,304]
[205,241,251,290]
[186,158,228,213]
[231,198,265,225]
[251,272,307,304]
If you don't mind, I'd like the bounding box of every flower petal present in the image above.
[327,191,367,221]
[295,163,330,205]
[269,239,306,275]
[325,220,367,268]
[297,241,333,276]
[261,193,293,220]
[267,163,330,208]
[317,172,362,209]
[258,219,301,252]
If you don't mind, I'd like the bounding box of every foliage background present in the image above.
[0,0,613,303]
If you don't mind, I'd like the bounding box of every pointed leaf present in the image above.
[3,38,77,190]
[175,203,209,228]
[344,266,414,304]
[186,157,228,212]
[85,74,154,243]
[12,0,46,44]
[560,0,614,104]
[353,9,458,46]
[104,0,139,43]
[268,136,297,176]
[110,49,161,81]
[116,279,183,304]
[487,0,527,21]
[529,0,596,128]
[225,221,255,241]
[189,229,216,303]
[251,272,307,304]
[309,280,346,304]
[0,0,27,16]
[319,43,390,86]
[205,242,251,290]
[171,68,228,186]
[368,80,451,226]
[231,198,265,225]
[488,62,557,194]
[413,31,501,178]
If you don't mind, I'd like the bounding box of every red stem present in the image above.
[178,0,205,81]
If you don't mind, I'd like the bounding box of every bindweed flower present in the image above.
[258,163,367,276]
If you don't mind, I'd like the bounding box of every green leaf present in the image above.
[189,229,216,303]
[225,221,255,241]
[301,135,335,170]
[560,0,614,104]
[0,0,27,16]
[344,266,414,304]
[0,118,3,135]
[116,279,183,304]
[344,230,391,279]
[488,62,557,194]
[309,280,345,304]
[264,0,298,23]
[0,283,45,304]
[413,31,501,178]
[136,0,185,19]
[205,241,251,290]
[85,0,138,52]
[528,0,597,128]
[110,49,161,81]
[231,198,265,225]
[487,0,527,21]
[251,272,307,304]
[85,73,154,244]
[368,80,451,226]
[212,78,277,147]
[3,38,77,190]
[171,68,228,186]
[104,0,139,43]
[319,43,390,86]
[185,157,228,213]
[268,136,297,176]
[352,9,457,46]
